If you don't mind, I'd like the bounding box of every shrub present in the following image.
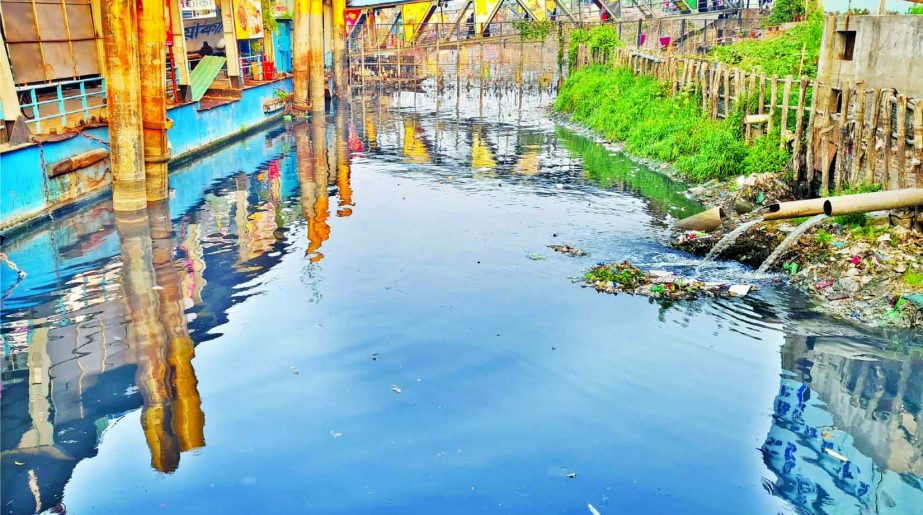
[711,12,823,77]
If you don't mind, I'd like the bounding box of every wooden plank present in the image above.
[792,78,808,179]
[768,76,777,134]
[914,100,923,188]
[189,56,228,102]
[883,92,894,189]
[850,82,866,185]
[805,80,819,189]
[834,82,851,190]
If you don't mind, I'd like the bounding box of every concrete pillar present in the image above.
[104,0,147,211]
[0,25,20,136]
[168,0,191,101]
[309,0,325,112]
[218,0,243,88]
[138,0,171,201]
[333,0,346,96]
[293,0,311,110]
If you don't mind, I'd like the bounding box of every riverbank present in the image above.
[555,67,923,329]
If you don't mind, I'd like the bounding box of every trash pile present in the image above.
[686,172,794,216]
[548,244,588,257]
[583,261,755,300]
[778,224,923,328]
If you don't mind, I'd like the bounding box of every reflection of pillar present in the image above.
[148,200,206,453]
[104,0,147,211]
[218,0,243,88]
[138,0,171,201]
[335,106,353,216]
[17,328,53,450]
[234,174,251,263]
[116,209,180,473]
[332,0,346,96]
[308,117,331,260]
[309,0,325,112]
[293,0,310,110]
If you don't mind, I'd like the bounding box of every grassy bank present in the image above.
[710,12,823,77]
[554,66,789,182]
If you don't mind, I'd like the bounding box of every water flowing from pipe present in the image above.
[756,213,827,274]
[703,217,764,261]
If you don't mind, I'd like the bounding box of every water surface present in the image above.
[2,90,922,515]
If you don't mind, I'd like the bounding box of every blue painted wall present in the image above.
[0,78,292,232]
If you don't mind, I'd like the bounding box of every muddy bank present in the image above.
[674,175,923,329]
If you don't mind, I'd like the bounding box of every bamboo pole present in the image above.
[914,100,923,188]
[138,0,170,201]
[896,95,908,188]
[104,0,146,211]
[780,76,792,148]
[792,78,807,179]
[866,87,883,185]
[834,82,851,190]
[722,69,730,118]
[768,77,777,134]
[851,82,866,185]
[805,80,819,189]
[883,92,895,189]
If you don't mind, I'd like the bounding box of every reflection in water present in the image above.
[2,93,922,514]
[762,335,923,512]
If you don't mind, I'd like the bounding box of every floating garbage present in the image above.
[547,244,588,257]
[527,253,546,261]
[391,385,402,394]
[583,261,757,301]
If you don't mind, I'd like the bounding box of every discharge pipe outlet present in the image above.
[823,188,923,216]
[764,198,827,221]
[675,207,725,232]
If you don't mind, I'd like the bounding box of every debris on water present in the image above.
[584,261,758,301]
[547,244,588,257]
[824,448,848,462]
[371,353,378,361]
[555,183,564,189]
[527,253,545,261]
[391,385,402,394]
[330,430,342,438]
[290,366,300,375]
[587,504,601,515]
[728,284,751,297]
[566,472,577,479]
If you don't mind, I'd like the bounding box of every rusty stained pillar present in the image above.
[137,0,172,201]
[104,0,147,211]
[334,104,352,216]
[293,0,311,110]
[309,0,325,113]
[332,0,346,97]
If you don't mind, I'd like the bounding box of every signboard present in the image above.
[521,0,546,21]
[181,0,216,10]
[401,2,432,42]
[345,9,362,36]
[234,0,265,39]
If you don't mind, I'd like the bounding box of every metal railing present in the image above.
[16,77,107,133]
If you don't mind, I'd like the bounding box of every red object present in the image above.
[262,59,275,81]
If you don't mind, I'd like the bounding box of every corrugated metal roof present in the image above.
[189,56,227,102]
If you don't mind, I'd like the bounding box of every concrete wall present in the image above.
[0,78,291,233]
[818,14,923,97]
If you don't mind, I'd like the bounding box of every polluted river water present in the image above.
[2,89,922,515]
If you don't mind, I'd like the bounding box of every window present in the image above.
[837,30,856,61]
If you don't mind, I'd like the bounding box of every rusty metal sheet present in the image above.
[66,4,95,39]
[7,42,45,83]
[72,40,99,75]
[36,3,68,40]
[1,3,40,41]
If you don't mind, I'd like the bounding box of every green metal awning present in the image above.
[189,56,227,102]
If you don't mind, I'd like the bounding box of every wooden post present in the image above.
[805,80,819,189]
[850,82,866,185]
[780,76,792,148]
[218,0,242,88]
[896,95,908,188]
[104,0,146,211]
[834,82,851,190]
[767,77,777,134]
[866,87,882,185]
[913,99,923,188]
[792,78,808,179]
[883,92,894,189]
[722,69,730,118]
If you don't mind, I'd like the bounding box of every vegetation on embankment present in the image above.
[554,66,790,182]
[710,12,823,77]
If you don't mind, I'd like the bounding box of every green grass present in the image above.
[555,66,790,182]
[815,229,832,246]
[710,12,823,78]
[905,271,923,286]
